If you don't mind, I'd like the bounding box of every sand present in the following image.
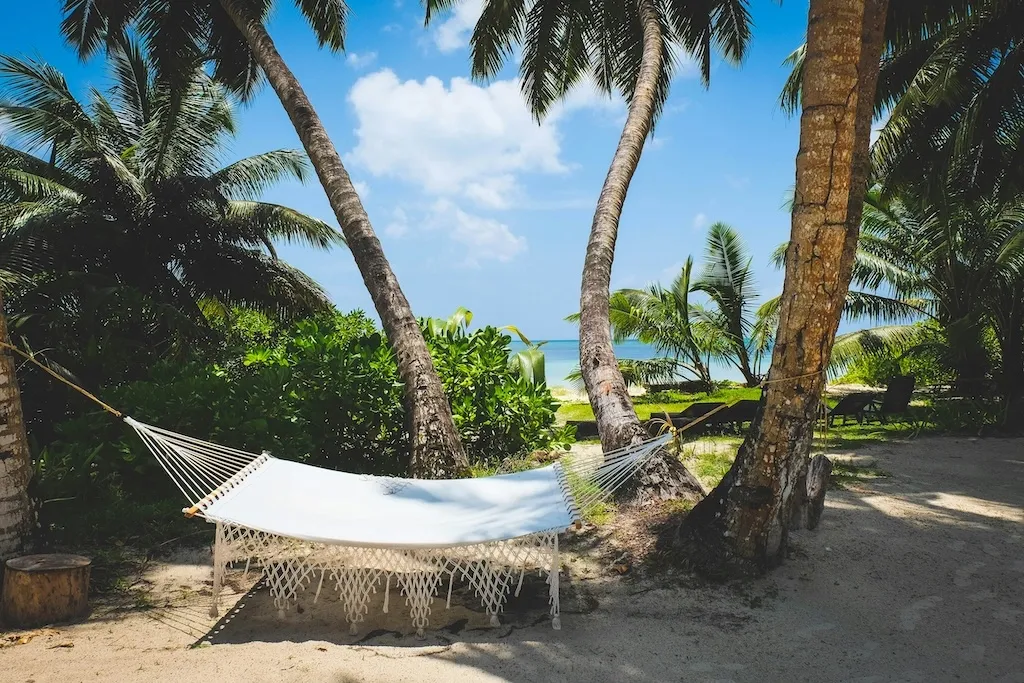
[2,436,1023,683]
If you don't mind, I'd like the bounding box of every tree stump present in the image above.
[2,554,91,628]
[790,455,833,531]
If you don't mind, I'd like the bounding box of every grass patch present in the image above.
[814,421,918,450]
[557,385,761,423]
[584,501,616,525]
[679,437,742,490]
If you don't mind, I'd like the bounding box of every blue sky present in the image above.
[3,1,815,340]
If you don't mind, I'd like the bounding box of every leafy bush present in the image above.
[32,310,570,545]
[836,334,955,388]
[427,324,572,465]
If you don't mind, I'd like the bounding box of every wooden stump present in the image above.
[790,455,833,531]
[2,554,91,628]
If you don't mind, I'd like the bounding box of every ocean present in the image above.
[508,339,746,388]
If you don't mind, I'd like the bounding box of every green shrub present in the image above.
[427,324,571,465]
[33,310,570,546]
[837,342,954,387]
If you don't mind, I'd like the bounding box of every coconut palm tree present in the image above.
[0,46,340,347]
[567,257,717,390]
[425,0,753,456]
[693,222,765,387]
[674,0,891,578]
[780,1,1022,200]
[572,223,775,391]
[830,187,1024,398]
[872,0,1024,200]
[0,302,31,560]
[61,0,469,478]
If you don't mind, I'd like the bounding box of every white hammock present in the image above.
[126,417,672,636]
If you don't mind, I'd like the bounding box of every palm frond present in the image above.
[829,325,923,375]
[212,150,310,200]
[293,0,346,49]
[224,201,343,250]
[778,43,804,115]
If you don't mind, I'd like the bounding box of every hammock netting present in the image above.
[126,417,672,636]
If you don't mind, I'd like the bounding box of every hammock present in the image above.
[126,418,673,636]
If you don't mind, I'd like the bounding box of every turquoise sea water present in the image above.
[509,339,745,388]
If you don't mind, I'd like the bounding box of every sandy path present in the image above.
[2,437,1022,683]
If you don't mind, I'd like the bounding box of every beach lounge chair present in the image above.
[825,392,875,426]
[663,402,728,431]
[567,420,599,439]
[864,375,916,423]
[718,399,760,433]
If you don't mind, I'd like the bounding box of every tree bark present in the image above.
[672,0,890,578]
[789,454,832,531]
[220,0,468,478]
[0,297,33,561]
[578,0,703,502]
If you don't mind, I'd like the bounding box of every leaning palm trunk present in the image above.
[579,0,703,501]
[221,1,467,478]
[735,345,758,388]
[673,0,889,576]
[0,297,33,560]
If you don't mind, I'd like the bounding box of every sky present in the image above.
[1,0,816,341]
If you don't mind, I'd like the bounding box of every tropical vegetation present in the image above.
[0,42,341,556]
[832,186,1024,402]
[33,309,572,549]
[62,0,470,478]
[568,221,773,390]
[0,0,1019,589]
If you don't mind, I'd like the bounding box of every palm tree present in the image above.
[0,47,340,355]
[780,1,1022,201]
[567,257,717,390]
[674,0,891,578]
[0,44,346,556]
[574,222,776,391]
[693,222,765,387]
[425,0,753,455]
[830,187,1024,398]
[62,0,469,478]
[872,0,1024,200]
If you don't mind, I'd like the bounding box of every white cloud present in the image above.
[384,207,409,238]
[692,212,708,231]
[430,0,483,52]
[380,201,526,265]
[347,69,615,209]
[346,51,378,69]
[647,135,670,151]
[428,199,526,266]
[352,180,371,198]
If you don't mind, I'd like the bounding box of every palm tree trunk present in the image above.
[221,1,468,478]
[579,0,662,450]
[579,0,703,503]
[735,344,758,387]
[0,297,33,560]
[672,0,890,577]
